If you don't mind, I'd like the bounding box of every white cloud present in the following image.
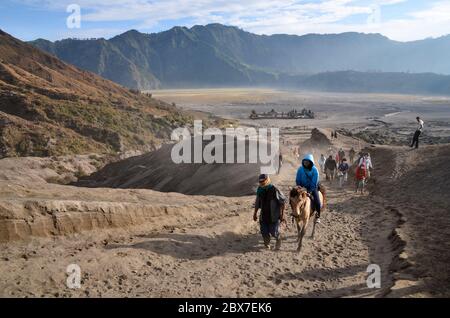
[12,0,450,41]
[334,1,450,41]
[56,28,128,40]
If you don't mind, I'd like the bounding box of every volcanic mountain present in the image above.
[0,29,192,157]
[31,24,450,94]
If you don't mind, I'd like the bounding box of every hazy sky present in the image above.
[1,0,449,41]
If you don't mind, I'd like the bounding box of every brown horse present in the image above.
[289,186,326,253]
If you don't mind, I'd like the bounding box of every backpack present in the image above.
[358,157,367,169]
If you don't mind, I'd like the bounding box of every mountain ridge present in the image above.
[26,24,450,94]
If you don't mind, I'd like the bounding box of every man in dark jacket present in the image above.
[338,158,349,188]
[325,155,337,181]
[253,174,286,250]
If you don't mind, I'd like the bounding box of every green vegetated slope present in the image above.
[0,29,193,157]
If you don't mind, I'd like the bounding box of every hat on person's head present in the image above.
[258,174,271,188]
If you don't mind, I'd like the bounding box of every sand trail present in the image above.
[0,147,395,298]
[1,130,448,298]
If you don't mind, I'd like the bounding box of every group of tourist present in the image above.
[253,116,423,250]
[317,148,373,191]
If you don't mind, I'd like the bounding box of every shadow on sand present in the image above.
[105,232,262,260]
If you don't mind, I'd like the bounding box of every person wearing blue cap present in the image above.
[253,174,286,250]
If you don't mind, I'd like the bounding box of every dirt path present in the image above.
[4,128,431,298]
[0,147,403,298]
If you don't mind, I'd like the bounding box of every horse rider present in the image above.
[295,154,322,224]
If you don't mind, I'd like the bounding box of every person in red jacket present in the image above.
[355,162,367,194]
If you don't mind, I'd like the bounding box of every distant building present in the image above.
[250,108,315,120]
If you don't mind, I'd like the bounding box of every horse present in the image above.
[289,186,326,253]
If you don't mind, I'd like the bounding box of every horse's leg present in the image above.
[297,224,307,253]
[297,222,303,252]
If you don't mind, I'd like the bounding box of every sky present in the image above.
[0,0,449,42]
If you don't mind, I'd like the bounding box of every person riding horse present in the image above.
[295,154,322,224]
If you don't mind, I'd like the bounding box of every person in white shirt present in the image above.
[410,117,424,149]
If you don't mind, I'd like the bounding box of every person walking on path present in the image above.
[318,154,326,174]
[254,174,286,250]
[355,161,367,194]
[410,117,424,149]
[338,158,349,188]
[338,148,345,164]
[278,153,283,175]
[359,153,373,179]
[349,147,356,165]
[325,155,337,181]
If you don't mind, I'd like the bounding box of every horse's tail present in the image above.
[319,183,327,210]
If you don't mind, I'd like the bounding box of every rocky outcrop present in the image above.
[301,128,332,149]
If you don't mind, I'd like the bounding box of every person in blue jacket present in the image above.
[295,154,322,223]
